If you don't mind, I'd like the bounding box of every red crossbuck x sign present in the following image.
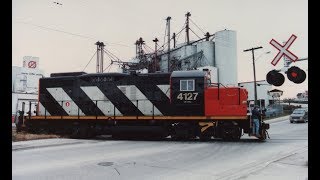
[270,34,298,66]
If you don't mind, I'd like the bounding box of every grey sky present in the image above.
[12,0,308,98]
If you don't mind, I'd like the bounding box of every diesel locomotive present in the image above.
[17,69,269,141]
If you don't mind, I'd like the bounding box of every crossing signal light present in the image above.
[266,70,285,86]
[286,66,306,84]
[266,66,306,86]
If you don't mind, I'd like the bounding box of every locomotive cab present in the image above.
[170,70,206,116]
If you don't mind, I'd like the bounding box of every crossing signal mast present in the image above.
[266,57,307,86]
[266,37,307,86]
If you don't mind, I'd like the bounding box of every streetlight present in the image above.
[256,51,271,61]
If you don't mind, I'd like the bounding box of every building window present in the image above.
[180,79,195,91]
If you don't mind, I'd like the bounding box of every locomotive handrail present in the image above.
[207,83,231,100]
[206,83,248,105]
[207,82,227,88]
[27,101,38,118]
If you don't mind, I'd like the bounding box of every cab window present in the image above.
[180,79,194,91]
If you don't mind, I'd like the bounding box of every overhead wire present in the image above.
[15,21,97,41]
[158,43,168,52]
[104,49,122,62]
[189,28,202,39]
[143,44,154,53]
[163,22,167,49]
[176,27,186,44]
[103,62,113,72]
[102,49,123,72]
[104,51,118,62]
[189,18,206,34]
[14,21,132,48]
[175,21,187,44]
[82,50,97,71]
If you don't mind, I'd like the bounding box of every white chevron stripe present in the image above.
[38,102,51,116]
[157,85,170,98]
[46,87,84,116]
[80,86,122,116]
[117,85,163,115]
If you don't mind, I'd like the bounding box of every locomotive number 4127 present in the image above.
[177,92,199,100]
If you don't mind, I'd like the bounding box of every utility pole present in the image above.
[243,46,263,106]
[95,41,101,73]
[135,40,139,58]
[100,42,105,73]
[153,38,159,72]
[205,32,210,41]
[95,41,105,73]
[185,12,191,45]
[172,33,176,48]
[166,16,171,72]
[135,37,145,60]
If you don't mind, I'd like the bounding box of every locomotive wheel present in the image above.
[222,127,241,141]
[70,128,81,139]
[199,134,212,141]
[86,129,97,139]
[233,128,242,141]
[71,126,89,139]
[171,133,190,141]
[171,122,197,140]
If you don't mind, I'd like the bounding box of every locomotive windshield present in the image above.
[180,79,195,91]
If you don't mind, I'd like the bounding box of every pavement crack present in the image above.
[114,167,120,175]
[275,161,308,167]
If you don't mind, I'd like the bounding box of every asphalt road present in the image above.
[12,117,308,180]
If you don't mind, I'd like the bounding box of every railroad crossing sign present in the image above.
[270,34,298,66]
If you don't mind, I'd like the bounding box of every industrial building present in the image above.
[238,80,273,108]
[157,29,238,86]
[12,56,45,122]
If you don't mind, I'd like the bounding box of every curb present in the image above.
[264,115,290,123]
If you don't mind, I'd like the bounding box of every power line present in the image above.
[159,22,186,51]
[189,18,206,34]
[104,49,122,62]
[15,21,97,40]
[176,27,185,44]
[189,28,201,39]
[107,42,132,48]
[163,22,167,49]
[82,50,97,71]
[103,61,113,72]
[14,21,132,48]
[104,50,119,62]
[143,44,154,53]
